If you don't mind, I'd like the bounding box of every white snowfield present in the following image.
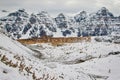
[0,31,120,80]
[28,38,120,80]
[0,32,59,80]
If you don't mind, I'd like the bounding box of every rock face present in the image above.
[0,7,120,39]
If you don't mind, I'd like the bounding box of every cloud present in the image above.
[0,0,120,16]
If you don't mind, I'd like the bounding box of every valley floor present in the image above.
[27,39,120,80]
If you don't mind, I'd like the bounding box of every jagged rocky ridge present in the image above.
[0,7,120,39]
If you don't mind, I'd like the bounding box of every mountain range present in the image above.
[0,7,120,39]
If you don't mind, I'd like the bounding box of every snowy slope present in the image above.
[27,38,120,80]
[0,29,98,80]
[0,28,120,80]
[0,7,120,80]
[0,31,60,80]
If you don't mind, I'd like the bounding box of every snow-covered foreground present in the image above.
[0,32,60,80]
[27,39,120,80]
[0,31,120,80]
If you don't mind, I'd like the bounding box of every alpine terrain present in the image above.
[0,7,120,80]
[0,7,120,39]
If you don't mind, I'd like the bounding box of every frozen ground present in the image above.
[27,38,120,80]
[0,32,59,80]
[0,30,120,80]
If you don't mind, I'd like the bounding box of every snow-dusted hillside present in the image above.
[27,38,120,80]
[0,7,120,80]
[0,28,120,80]
[0,28,98,80]
[0,31,61,80]
[0,7,120,39]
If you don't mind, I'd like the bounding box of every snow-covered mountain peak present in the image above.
[18,9,25,13]
[100,7,108,11]
[37,11,51,18]
[57,13,66,18]
[74,11,87,22]
[80,11,87,16]
[55,13,75,29]
[96,7,114,18]
[8,9,29,18]
[0,7,120,39]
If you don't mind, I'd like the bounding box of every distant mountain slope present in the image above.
[0,7,120,39]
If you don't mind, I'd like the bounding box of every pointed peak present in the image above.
[58,13,64,16]
[78,11,87,16]
[96,7,114,17]
[18,9,25,12]
[80,11,87,14]
[37,11,50,17]
[75,11,87,16]
[57,13,66,17]
[101,7,108,11]
[37,11,49,15]
[8,9,28,17]
[98,7,109,13]
[74,11,87,22]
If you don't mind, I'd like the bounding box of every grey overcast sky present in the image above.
[0,0,120,17]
